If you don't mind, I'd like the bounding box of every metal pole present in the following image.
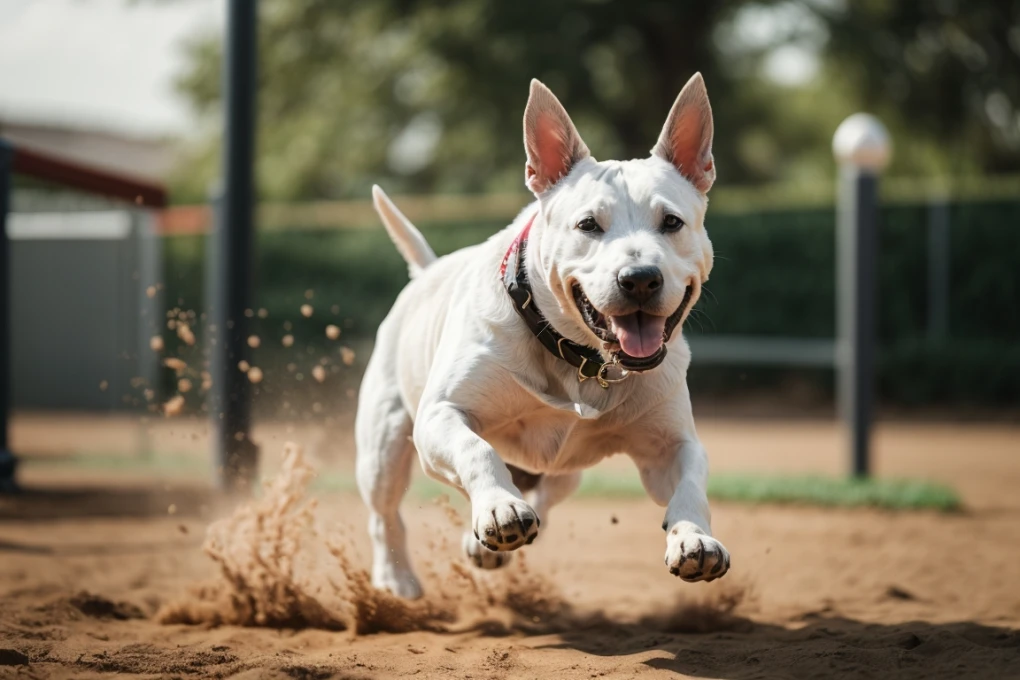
[0,140,16,492]
[838,170,878,477]
[136,209,161,458]
[210,0,259,491]
[833,114,891,478]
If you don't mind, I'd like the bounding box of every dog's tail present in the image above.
[372,185,437,278]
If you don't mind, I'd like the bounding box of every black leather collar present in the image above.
[500,214,677,388]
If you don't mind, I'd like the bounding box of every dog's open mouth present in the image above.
[572,284,694,367]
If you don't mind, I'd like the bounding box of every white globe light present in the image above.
[833,113,892,171]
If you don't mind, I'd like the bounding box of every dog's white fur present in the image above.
[356,73,729,599]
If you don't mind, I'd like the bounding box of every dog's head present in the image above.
[523,73,716,368]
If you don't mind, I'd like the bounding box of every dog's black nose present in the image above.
[617,266,663,304]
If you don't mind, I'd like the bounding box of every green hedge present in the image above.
[162,199,1020,407]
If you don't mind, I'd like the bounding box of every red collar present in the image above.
[498,213,537,278]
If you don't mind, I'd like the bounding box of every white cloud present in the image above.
[0,0,223,137]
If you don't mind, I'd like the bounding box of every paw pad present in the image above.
[664,532,730,583]
[472,497,540,552]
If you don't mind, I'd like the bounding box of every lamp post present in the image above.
[832,114,891,478]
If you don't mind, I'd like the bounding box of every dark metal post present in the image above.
[209,0,259,490]
[0,140,16,492]
[838,171,879,477]
[834,114,890,479]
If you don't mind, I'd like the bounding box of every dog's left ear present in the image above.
[524,79,591,194]
[651,72,716,193]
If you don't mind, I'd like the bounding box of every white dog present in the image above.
[356,73,729,599]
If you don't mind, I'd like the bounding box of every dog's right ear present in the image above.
[523,80,590,194]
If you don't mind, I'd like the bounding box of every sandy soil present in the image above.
[2,419,1020,679]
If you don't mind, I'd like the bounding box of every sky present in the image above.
[0,0,223,137]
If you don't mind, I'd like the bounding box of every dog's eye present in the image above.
[662,214,685,233]
[576,216,602,233]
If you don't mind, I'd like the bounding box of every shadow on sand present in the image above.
[0,484,217,522]
[530,610,1020,679]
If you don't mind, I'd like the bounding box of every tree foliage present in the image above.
[171,0,1020,201]
[818,1,1020,174]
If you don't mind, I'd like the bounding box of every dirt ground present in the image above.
[2,415,1019,679]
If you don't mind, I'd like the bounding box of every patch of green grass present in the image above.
[308,471,358,494]
[26,453,960,512]
[574,472,648,498]
[25,452,206,475]
[311,473,461,502]
[315,469,959,512]
[706,474,961,512]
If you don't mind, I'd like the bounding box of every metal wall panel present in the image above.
[9,211,161,410]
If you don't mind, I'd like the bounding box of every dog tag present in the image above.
[573,401,601,419]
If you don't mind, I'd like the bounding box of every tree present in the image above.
[170,0,1020,202]
[172,0,797,201]
[814,1,1020,174]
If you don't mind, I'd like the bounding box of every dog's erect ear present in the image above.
[651,72,716,193]
[523,79,591,194]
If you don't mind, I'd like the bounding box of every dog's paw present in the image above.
[371,563,423,599]
[463,531,514,569]
[664,528,730,582]
[471,494,540,552]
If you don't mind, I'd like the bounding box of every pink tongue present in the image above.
[609,312,667,358]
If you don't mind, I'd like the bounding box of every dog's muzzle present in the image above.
[572,284,694,371]
[500,213,694,387]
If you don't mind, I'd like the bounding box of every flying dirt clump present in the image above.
[158,443,349,629]
[162,395,185,417]
[157,443,563,635]
[158,444,747,638]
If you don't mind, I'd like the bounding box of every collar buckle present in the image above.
[595,356,630,389]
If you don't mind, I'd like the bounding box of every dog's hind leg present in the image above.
[462,471,580,570]
[355,361,421,599]
[527,471,582,526]
[462,531,513,570]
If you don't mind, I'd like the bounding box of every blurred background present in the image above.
[1,0,1018,493]
[4,7,1020,676]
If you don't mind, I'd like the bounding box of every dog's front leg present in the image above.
[415,404,540,551]
[637,438,730,582]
